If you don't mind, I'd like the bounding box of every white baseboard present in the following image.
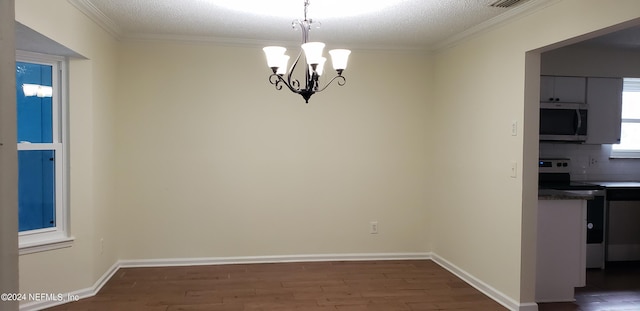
[518,302,539,311]
[19,252,537,311]
[430,253,538,311]
[119,252,432,268]
[19,261,119,311]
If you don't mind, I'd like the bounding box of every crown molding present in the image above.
[433,0,562,52]
[66,0,559,52]
[67,0,123,40]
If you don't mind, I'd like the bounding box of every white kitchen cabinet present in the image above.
[540,76,586,103]
[536,199,587,303]
[585,77,623,144]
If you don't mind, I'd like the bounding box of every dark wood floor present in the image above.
[45,260,507,311]
[539,261,640,311]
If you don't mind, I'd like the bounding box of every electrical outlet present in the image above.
[589,156,598,167]
[370,221,378,234]
[511,120,518,136]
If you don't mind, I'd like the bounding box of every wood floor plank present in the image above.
[539,262,640,311]
[44,260,508,311]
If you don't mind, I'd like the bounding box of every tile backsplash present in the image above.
[539,143,640,181]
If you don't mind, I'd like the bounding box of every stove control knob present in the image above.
[587,223,594,230]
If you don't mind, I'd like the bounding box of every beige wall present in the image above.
[15,0,119,296]
[114,41,433,259]
[1,0,19,310]
[431,0,640,304]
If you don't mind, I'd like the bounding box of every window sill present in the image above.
[610,151,640,159]
[19,236,75,255]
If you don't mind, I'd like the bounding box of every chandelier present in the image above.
[263,0,351,103]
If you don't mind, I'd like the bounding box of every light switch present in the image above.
[510,161,517,178]
[511,120,518,136]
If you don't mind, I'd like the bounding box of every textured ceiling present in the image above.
[68,0,550,50]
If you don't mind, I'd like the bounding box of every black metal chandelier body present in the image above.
[263,0,351,103]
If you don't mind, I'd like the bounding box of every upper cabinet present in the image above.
[585,77,623,144]
[540,76,586,103]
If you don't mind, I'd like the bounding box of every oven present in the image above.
[539,158,606,269]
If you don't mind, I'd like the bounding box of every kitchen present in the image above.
[536,25,640,304]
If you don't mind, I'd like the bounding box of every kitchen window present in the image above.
[611,78,640,158]
[16,51,72,254]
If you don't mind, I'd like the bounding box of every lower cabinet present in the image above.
[536,199,587,302]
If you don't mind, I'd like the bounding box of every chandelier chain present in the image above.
[303,0,310,21]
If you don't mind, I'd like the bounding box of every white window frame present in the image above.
[17,51,73,254]
[611,78,640,159]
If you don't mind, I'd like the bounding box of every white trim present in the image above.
[433,0,561,51]
[19,261,119,311]
[66,0,122,39]
[431,253,538,311]
[18,236,74,255]
[610,150,640,159]
[16,52,71,252]
[16,50,65,64]
[67,0,559,52]
[19,252,539,311]
[518,303,540,311]
[119,252,432,268]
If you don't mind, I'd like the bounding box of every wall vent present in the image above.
[490,0,526,8]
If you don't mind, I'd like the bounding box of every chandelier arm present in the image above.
[269,74,305,94]
[286,51,304,91]
[268,74,284,90]
[314,75,346,93]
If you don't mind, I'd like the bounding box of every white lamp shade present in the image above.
[263,46,287,68]
[329,49,351,70]
[309,57,327,76]
[276,55,290,75]
[301,42,325,65]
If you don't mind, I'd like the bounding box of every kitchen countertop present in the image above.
[588,181,640,188]
[538,181,640,200]
[538,189,596,200]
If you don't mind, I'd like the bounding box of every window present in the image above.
[16,51,72,254]
[611,78,640,158]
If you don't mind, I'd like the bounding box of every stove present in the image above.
[538,158,604,191]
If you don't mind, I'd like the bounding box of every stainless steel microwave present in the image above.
[539,102,588,142]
